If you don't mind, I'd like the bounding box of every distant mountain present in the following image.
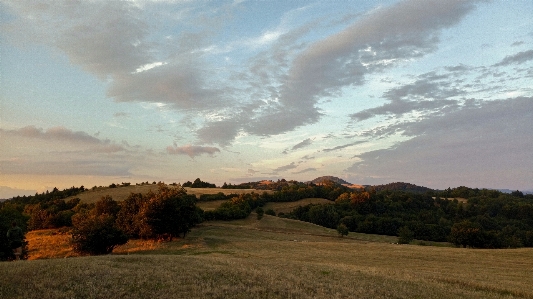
[369,182,433,193]
[311,176,351,185]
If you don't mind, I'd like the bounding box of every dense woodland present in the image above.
[1,179,532,260]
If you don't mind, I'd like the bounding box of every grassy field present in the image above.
[2,213,533,299]
[197,197,332,212]
[68,185,270,204]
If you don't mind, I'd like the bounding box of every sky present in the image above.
[0,0,532,198]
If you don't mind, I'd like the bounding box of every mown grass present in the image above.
[3,214,533,298]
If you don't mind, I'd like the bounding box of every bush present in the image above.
[397,226,414,244]
[71,213,128,255]
[337,223,349,237]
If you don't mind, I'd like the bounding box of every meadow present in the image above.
[2,212,533,299]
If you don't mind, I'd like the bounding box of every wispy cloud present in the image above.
[493,50,533,67]
[273,162,297,172]
[166,145,220,158]
[2,126,109,145]
[291,138,313,151]
[292,167,317,174]
[323,141,366,153]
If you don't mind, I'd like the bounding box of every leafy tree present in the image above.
[116,193,149,238]
[337,223,349,237]
[94,196,120,217]
[448,220,484,248]
[71,213,128,255]
[137,185,202,239]
[397,226,414,244]
[0,205,29,261]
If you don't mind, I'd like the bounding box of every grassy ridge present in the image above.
[68,185,268,204]
[2,214,533,298]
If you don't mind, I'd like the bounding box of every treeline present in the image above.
[182,178,216,188]
[221,179,310,191]
[283,188,533,248]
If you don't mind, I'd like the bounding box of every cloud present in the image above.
[493,50,533,67]
[347,97,533,189]
[292,168,317,174]
[166,145,220,158]
[0,159,132,176]
[1,0,484,147]
[108,62,226,110]
[273,162,297,172]
[2,126,105,144]
[323,141,366,153]
[230,0,481,142]
[2,1,228,113]
[291,138,313,151]
[2,1,152,76]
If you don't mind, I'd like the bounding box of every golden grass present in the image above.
[68,185,270,204]
[25,229,164,260]
[5,215,533,298]
[25,229,78,260]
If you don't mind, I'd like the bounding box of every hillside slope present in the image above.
[4,215,533,299]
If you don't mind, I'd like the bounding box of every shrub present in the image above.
[397,226,414,244]
[337,224,349,237]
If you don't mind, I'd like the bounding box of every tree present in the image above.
[448,220,484,248]
[397,226,414,244]
[71,213,128,255]
[116,193,148,238]
[337,223,349,237]
[137,185,202,239]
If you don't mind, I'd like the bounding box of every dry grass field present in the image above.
[67,185,270,204]
[2,213,533,299]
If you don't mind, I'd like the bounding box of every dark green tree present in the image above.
[337,223,349,237]
[137,185,202,239]
[71,213,128,255]
[397,226,414,244]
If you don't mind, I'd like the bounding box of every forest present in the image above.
[1,179,532,261]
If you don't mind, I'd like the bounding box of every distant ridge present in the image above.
[370,182,433,193]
